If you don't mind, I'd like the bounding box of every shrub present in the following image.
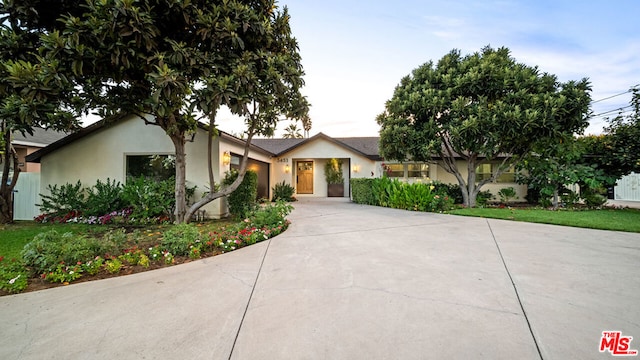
[272,181,296,202]
[105,258,123,274]
[560,190,581,208]
[497,187,518,203]
[38,181,86,216]
[85,178,125,216]
[432,182,464,204]
[248,200,293,229]
[584,193,607,208]
[350,178,376,205]
[324,158,344,184]
[45,263,83,283]
[121,176,175,220]
[161,223,202,256]
[476,190,493,207]
[223,169,258,219]
[21,230,123,274]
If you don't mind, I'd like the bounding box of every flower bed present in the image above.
[1,201,293,295]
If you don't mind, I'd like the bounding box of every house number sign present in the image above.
[277,158,289,163]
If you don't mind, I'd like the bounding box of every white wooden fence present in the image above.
[615,173,640,201]
[13,172,41,221]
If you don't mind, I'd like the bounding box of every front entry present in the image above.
[296,161,314,194]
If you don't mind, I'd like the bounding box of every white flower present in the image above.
[9,275,21,284]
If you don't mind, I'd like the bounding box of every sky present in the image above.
[214,0,640,138]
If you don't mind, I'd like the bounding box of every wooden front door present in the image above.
[296,161,314,194]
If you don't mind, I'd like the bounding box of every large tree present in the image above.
[0,4,82,224]
[516,136,606,208]
[6,0,308,223]
[377,46,591,207]
[581,87,640,181]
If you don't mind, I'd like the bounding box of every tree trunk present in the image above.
[185,131,255,222]
[466,161,478,208]
[170,133,187,223]
[552,188,559,210]
[0,129,19,224]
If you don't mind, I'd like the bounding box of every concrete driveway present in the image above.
[1,199,639,359]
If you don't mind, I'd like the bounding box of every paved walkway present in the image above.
[607,199,640,209]
[1,199,639,359]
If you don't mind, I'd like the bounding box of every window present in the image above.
[475,163,516,183]
[497,167,516,183]
[476,164,492,182]
[126,154,175,181]
[408,163,429,178]
[385,164,404,177]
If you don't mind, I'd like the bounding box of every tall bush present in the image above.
[324,158,344,184]
[359,177,454,212]
[223,169,258,219]
[85,178,125,216]
[350,178,376,205]
[38,181,85,216]
[121,176,175,219]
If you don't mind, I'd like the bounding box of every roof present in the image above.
[12,127,70,148]
[25,114,272,163]
[250,133,382,160]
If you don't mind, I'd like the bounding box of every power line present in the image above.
[590,84,640,104]
[591,105,633,118]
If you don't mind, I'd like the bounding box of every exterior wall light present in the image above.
[353,164,360,173]
[284,164,290,173]
[222,151,231,166]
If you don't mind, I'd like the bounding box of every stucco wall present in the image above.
[39,115,238,218]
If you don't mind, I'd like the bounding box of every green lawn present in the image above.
[0,222,113,260]
[448,207,640,233]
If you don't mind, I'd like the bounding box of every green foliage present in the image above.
[0,7,82,223]
[223,169,258,219]
[357,177,454,212]
[517,137,607,208]
[121,177,175,220]
[497,187,518,203]
[0,259,28,293]
[105,258,123,274]
[85,178,125,216]
[324,158,344,184]
[161,224,202,257]
[580,89,640,181]
[21,230,122,274]
[560,190,581,208]
[475,190,493,207]
[431,182,464,204]
[450,208,640,233]
[247,201,294,229]
[350,178,377,205]
[272,181,296,202]
[4,0,309,223]
[377,46,591,207]
[45,263,83,283]
[82,257,104,276]
[38,181,85,216]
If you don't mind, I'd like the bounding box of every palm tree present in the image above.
[283,123,303,138]
[301,115,312,138]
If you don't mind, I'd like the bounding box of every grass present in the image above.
[0,222,114,260]
[448,207,640,233]
[0,220,241,262]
